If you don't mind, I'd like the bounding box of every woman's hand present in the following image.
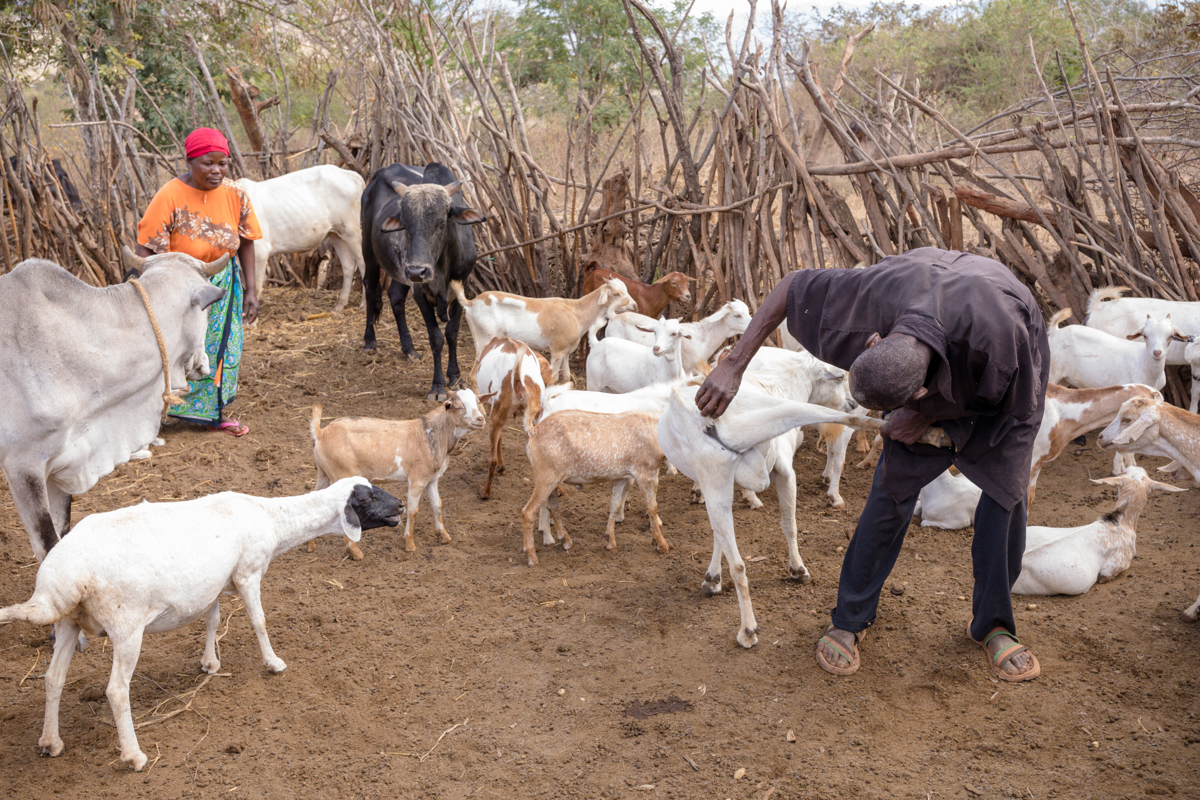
[695,360,742,418]
[244,291,259,325]
[881,407,934,445]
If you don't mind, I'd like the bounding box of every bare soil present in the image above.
[2,288,1198,799]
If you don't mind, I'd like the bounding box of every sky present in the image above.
[685,0,963,29]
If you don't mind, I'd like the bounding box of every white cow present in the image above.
[237,165,366,312]
[0,249,226,560]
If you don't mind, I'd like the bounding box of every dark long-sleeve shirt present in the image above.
[785,248,1049,509]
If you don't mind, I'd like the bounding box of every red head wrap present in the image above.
[184,128,230,160]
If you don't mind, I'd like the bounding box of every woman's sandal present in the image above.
[977,627,1041,682]
[816,627,865,676]
[214,418,249,437]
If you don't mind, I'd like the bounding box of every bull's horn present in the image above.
[445,180,463,197]
[390,181,409,198]
[201,253,231,277]
[121,245,147,274]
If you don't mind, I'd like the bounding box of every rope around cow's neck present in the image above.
[128,278,185,412]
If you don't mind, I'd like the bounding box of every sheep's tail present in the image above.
[1086,286,1132,319]
[449,280,471,308]
[0,595,67,628]
[1048,308,1073,330]
[310,404,324,442]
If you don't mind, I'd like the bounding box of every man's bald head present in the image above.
[848,333,932,411]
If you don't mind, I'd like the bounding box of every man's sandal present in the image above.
[977,628,1041,682]
[816,628,864,676]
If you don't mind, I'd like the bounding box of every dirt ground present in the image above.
[1,287,1198,799]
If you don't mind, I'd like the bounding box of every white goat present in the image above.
[1049,308,1186,392]
[0,478,402,771]
[309,389,485,557]
[586,317,692,393]
[1012,467,1184,595]
[913,470,982,529]
[605,299,752,372]
[657,383,881,648]
[451,278,636,383]
[1085,286,1200,365]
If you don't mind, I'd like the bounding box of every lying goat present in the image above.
[519,377,667,566]
[657,383,882,648]
[309,389,485,557]
[913,470,982,529]
[1012,467,1184,595]
[0,478,402,771]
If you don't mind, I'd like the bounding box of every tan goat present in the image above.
[517,376,668,566]
[450,278,636,383]
[308,390,485,558]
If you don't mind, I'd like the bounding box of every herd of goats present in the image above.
[2,163,1200,773]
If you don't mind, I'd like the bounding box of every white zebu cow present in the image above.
[236,165,366,312]
[0,249,226,560]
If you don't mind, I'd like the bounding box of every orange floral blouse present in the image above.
[137,177,262,262]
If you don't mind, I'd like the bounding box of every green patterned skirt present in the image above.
[168,256,244,426]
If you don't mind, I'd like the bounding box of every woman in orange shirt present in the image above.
[136,128,261,435]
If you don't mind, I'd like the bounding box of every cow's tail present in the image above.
[1085,286,1132,319]
[0,592,71,628]
[1048,308,1073,330]
[310,404,325,443]
[449,280,471,308]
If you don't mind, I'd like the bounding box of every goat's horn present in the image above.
[201,253,231,278]
[445,180,463,197]
[121,245,147,274]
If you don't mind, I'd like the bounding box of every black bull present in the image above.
[361,162,485,401]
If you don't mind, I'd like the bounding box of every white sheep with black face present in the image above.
[0,478,402,772]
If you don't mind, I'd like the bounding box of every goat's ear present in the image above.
[1150,479,1188,493]
[683,333,693,339]
[635,325,654,333]
[597,287,610,305]
[1126,331,1145,340]
[1172,330,1191,342]
[340,488,366,542]
[381,217,404,232]
[478,390,497,405]
[1111,411,1156,445]
[1090,475,1124,487]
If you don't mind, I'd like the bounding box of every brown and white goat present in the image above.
[1029,383,1162,501]
[517,376,668,566]
[581,267,693,320]
[308,390,485,557]
[471,336,554,500]
[451,278,636,384]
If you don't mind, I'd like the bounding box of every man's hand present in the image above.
[244,291,260,325]
[881,407,934,445]
[695,360,742,418]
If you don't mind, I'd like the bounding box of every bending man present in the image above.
[696,248,1048,682]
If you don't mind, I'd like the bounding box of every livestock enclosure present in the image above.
[2,0,1200,796]
[1,295,1198,797]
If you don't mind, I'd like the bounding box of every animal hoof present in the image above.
[266,659,288,674]
[38,737,64,758]
[1181,610,1199,623]
[656,541,671,554]
[127,751,149,771]
[363,345,378,355]
[497,465,506,475]
[427,390,448,402]
[406,351,423,363]
[527,553,539,567]
[700,579,722,597]
[828,497,846,509]
[404,539,416,553]
[789,569,813,584]
[737,628,759,649]
[202,660,222,674]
